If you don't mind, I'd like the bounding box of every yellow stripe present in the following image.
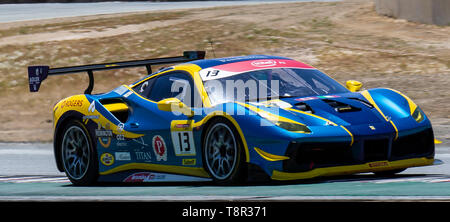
[100,163,210,178]
[238,102,306,126]
[192,111,250,163]
[254,147,290,161]
[361,90,399,140]
[386,88,417,115]
[271,158,434,180]
[390,120,399,140]
[53,95,143,139]
[287,107,354,146]
[103,103,128,113]
[340,125,354,146]
[361,90,388,121]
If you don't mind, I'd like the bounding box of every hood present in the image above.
[249,92,385,127]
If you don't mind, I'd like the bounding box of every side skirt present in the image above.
[98,170,213,183]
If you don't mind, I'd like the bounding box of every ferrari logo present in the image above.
[369,125,376,130]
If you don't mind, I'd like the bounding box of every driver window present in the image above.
[147,72,202,107]
[133,77,156,98]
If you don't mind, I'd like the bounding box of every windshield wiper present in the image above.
[244,95,296,102]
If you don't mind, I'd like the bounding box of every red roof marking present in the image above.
[209,59,314,72]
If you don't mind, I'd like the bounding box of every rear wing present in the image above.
[28,51,205,94]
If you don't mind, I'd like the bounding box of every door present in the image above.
[123,71,203,166]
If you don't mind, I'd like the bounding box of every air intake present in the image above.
[322,99,361,113]
[348,97,374,109]
[294,102,314,114]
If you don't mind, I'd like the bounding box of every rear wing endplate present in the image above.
[28,51,205,94]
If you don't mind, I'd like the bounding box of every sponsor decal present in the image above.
[152,135,167,161]
[368,161,389,168]
[133,137,149,147]
[251,60,278,68]
[175,124,190,129]
[295,96,319,102]
[60,100,83,109]
[95,130,113,137]
[320,95,340,98]
[135,151,152,162]
[123,91,133,98]
[171,121,196,156]
[182,158,196,166]
[100,153,114,166]
[83,115,99,120]
[139,81,149,93]
[98,137,111,148]
[113,85,128,95]
[116,134,125,141]
[116,141,128,147]
[117,123,125,133]
[97,122,112,148]
[123,172,166,182]
[83,114,99,125]
[88,100,96,113]
[200,59,314,81]
[115,152,131,161]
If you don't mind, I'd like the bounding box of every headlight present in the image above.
[412,106,424,123]
[255,108,311,133]
[275,121,311,133]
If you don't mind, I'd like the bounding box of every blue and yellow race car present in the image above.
[28,51,438,185]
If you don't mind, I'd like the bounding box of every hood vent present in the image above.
[348,97,374,109]
[322,99,361,113]
[294,102,314,114]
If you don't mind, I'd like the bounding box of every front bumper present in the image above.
[272,157,434,180]
[272,127,435,181]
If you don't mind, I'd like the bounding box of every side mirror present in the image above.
[346,80,363,92]
[157,98,194,117]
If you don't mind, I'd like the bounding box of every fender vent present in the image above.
[99,98,129,123]
[323,99,361,113]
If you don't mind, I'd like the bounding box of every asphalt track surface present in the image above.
[0,0,339,23]
[0,143,450,201]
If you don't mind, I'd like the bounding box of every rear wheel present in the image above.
[60,120,98,186]
[203,118,246,184]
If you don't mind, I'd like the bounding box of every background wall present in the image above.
[375,0,450,26]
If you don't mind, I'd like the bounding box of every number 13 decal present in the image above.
[171,120,196,156]
[177,132,191,152]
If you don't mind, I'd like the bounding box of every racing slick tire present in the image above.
[203,117,247,184]
[59,119,98,186]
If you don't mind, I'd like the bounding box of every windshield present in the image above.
[203,68,349,105]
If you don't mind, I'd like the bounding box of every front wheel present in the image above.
[203,118,246,184]
[60,120,98,186]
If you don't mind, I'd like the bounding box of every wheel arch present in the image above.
[53,111,85,172]
[199,113,250,163]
